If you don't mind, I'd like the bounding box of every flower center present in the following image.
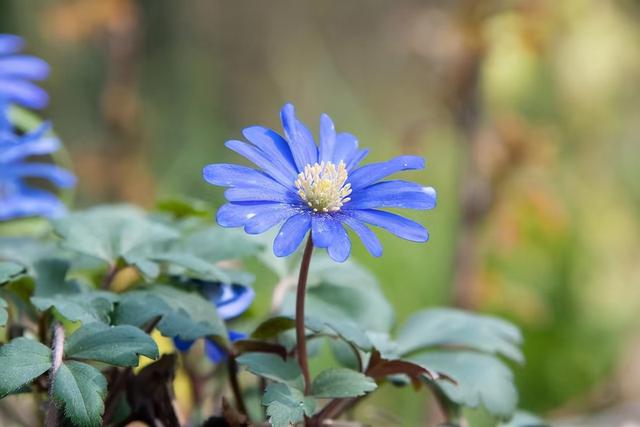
[294,161,352,213]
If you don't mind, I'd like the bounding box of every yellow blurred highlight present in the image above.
[136,330,194,419]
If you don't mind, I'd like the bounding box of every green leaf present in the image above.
[113,284,227,342]
[0,261,25,285]
[0,297,7,327]
[262,383,316,427]
[53,361,107,427]
[65,323,159,367]
[0,338,51,398]
[410,351,518,420]
[251,316,297,340]
[397,308,523,363]
[176,226,262,264]
[236,353,304,390]
[33,258,78,297]
[31,259,117,324]
[311,368,377,398]
[52,205,179,265]
[499,411,548,427]
[150,252,233,283]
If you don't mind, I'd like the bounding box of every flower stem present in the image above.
[227,355,249,417]
[295,235,314,395]
[45,322,64,427]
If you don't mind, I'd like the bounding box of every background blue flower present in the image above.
[0,103,75,221]
[173,282,254,363]
[0,34,50,110]
[203,103,436,262]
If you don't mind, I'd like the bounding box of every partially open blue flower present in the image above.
[0,34,50,110]
[0,103,75,221]
[173,283,255,363]
[203,103,436,262]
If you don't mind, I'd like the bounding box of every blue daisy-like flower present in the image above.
[173,283,255,363]
[203,103,436,262]
[0,34,50,110]
[0,103,75,221]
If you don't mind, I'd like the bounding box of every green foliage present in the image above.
[0,338,51,398]
[262,383,316,427]
[0,199,539,426]
[0,297,7,327]
[64,323,159,367]
[397,308,523,362]
[499,411,548,427]
[53,361,107,427]
[31,259,116,324]
[236,352,304,390]
[0,260,25,284]
[113,284,227,342]
[311,368,377,398]
[52,205,179,267]
[396,309,523,420]
[413,351,517,419]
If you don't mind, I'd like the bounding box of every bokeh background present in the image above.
[3,0,640,425]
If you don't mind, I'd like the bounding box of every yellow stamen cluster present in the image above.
[294,161,352,213]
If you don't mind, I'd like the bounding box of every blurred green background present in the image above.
[3,0,640,425]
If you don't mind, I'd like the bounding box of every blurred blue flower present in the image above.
[203,103,436,262]
[0,103,75,221]
[173,283,255,363]
[0,34,50,110]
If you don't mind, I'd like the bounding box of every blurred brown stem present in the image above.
[45,323,64,427]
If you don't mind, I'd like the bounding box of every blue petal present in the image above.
[311,215,334,248]
[204,339,226,363]
[244,204,298,234]
[339,215,382,257]
[215,284,255,320]
[273,212,311,257]
[0,78,49,109]
[346,209,429,242]
[347,181,437,210]
[0,187,66,220]
[217,202,284,228]
[242,126,298,178]
[348,155,425,190]
[228,330,247,342]
[0,35,23,55]
[1,163,76,187]
[319,113,336,163]
[0,56,50,80]
[346,148,369,171]
[327,221,351,263]
[173,337,196,352]
[311,215,351,261]
[203,163,286,190]
[225,139,295,187]
[332,132,359,166]
[0,137,59,163]
[280,103,317,171]
[224,185,297,204]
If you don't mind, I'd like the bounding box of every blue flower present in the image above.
[203,103,436,262]
[173,283,255,363]
[0,103,75,221]
[0,34,50,110]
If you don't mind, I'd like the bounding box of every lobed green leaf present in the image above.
[311,368,377,398]
[65,323,159,367]
[236,352,304,390]
[262,383,315,427]
[53,361,107,427]
[0,338,51,398]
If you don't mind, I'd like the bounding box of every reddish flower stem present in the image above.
[295,235,314,395]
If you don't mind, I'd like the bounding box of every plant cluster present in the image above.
[0,34,546,427]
